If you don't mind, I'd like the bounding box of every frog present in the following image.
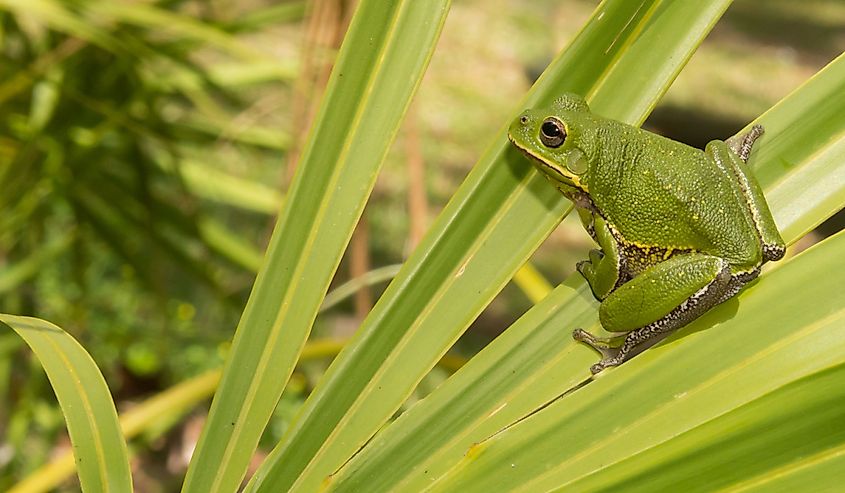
[508,93,786,374]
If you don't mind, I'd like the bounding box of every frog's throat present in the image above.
[533,158,587,191]
[510,140,588,192]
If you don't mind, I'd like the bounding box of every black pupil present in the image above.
[542,121,562,138]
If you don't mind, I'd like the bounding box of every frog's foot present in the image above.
[586,331,649,374]
[572,329,626,374]
[575,249,604,278]
[585,254,734,374]
[577,244,621,302]
[572,328,612,347]
[573,329,628,374]
[581,324,673,374]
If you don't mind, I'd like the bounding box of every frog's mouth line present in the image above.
[508,138,585,191]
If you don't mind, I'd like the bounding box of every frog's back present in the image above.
[585,122,762,267]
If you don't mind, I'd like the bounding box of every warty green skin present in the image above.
[508,93,785,374]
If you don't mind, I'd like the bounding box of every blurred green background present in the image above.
[0,0,842,490]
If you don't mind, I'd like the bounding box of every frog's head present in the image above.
[508,93,591,191]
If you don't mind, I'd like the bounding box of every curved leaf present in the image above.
[11,335,354,493]
[3,315,131,493]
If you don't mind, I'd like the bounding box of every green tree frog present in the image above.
[508,93,785,374]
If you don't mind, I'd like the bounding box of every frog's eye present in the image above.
[540,117,566,148]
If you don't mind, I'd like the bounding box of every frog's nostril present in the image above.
[520,115,529,124]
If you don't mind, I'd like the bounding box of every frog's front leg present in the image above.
[575,253,732,374]
[576,214,623,300]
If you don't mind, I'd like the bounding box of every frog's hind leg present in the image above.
[577,253,733,374]
[709,137,786,262]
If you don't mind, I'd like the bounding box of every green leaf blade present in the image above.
[328,275,598,493]
[181,1,451,492]
[560,358,845,492]
[730,443,845,493]
[3,315,132,493]
[750,52,845,241]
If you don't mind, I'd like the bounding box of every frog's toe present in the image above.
[572,328,590,342]
[573,328,607,347]
[573,328,618,346]
[573,329,627,369]
[576,260,593,279]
